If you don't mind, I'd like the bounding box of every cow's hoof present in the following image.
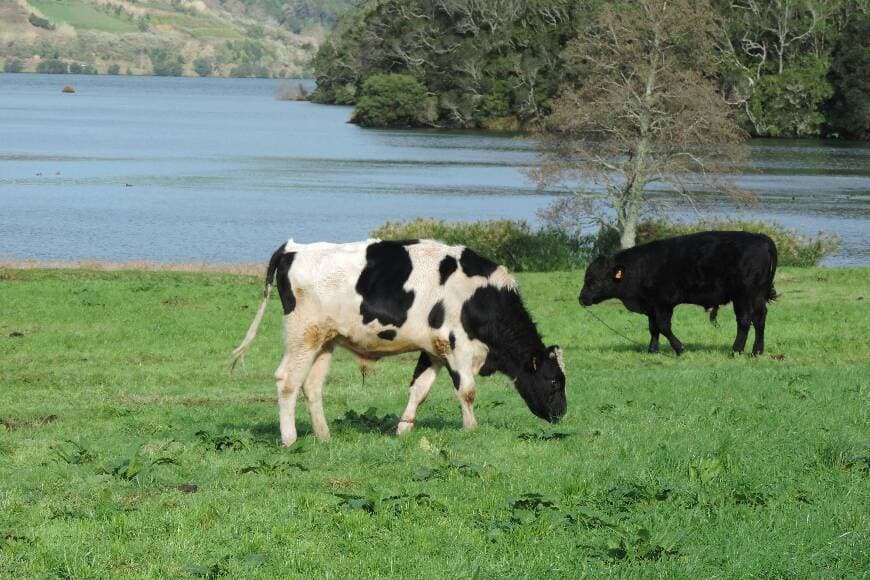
[648,346,659,354]
[674,347,685,356]
[281,438,297,448]
[396,420,414,435]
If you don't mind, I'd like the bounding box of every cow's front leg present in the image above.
[655,307,684,355]
[647,314,660,353]
[397,353,442,435]
[446,350,477,430]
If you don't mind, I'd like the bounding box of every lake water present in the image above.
[1,74,869,265]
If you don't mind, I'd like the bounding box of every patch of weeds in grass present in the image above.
[334,407,399,433]
[195,430,249,451]
[99,443,177,482]
[602,482,673,512]
[517,427,573,441]
[333,489,445,515]
[1,530,32,549]
[688,457,725,485]
[412,447,487,481]
[52,439,95,464]
[813,438,867,472]
[185,557,230,578]
[583,526,683,563]
[239,458,307,475]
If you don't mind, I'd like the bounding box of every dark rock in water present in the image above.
[62,85,75,93]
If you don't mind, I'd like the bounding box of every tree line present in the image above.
[311,0,868,139]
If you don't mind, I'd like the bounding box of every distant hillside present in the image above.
[0,0,352,77]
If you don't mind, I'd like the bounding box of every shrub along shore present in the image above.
[372,218,840,272]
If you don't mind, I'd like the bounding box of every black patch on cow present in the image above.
[428,301,445,329]
[274,250,297,315]
[355,241,416,327]
[410,352,432,384]
[446,364,461,389]
[439,256,458,285]
[449,331,456,350]
[377,329,397,341]
[460,285,545,377]
[460,248,498,278]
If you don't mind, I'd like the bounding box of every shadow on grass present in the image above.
[602,343,733,355]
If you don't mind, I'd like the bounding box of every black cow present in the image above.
[579,231,777,355]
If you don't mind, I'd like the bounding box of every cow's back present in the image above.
[620,231,775,307]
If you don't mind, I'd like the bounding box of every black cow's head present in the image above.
[515,345,567,422]
[579,255,624,306]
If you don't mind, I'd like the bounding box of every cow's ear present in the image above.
[613,265,625,282]
[548,346,565,373]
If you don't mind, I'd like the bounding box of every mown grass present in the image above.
[27,0,138,33]
[1,267,867,578]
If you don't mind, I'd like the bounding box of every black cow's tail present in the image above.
[767,239,778,302]
[229,245,285,371]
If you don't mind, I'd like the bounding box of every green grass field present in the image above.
[27,0,138,33]
[1,267,867,577]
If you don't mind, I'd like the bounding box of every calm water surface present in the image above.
[1,74,868,265]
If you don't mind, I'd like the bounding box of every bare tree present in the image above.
[533,0,748,249]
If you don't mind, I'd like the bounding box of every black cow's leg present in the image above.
[750,301,767,356]
[647,315,660,353]
[656,307,684,355]
[732,300,752,354]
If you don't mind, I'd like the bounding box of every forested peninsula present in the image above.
[311,0,869,139]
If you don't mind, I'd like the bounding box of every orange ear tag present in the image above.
[615,269,624,280]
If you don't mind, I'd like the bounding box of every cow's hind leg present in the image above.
[275,324,318,447]
[731,299,752,354]
[647,314,660,353]
[655,307,684,355]
[397,353,443,435]
[750,300,767,356]
[302,347,333,441]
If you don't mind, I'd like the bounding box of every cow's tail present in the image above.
[767,238,778,302]
[229,246,284,371]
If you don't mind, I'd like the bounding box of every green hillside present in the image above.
[0,0,352,77]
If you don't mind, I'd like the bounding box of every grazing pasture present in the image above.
[0,267,867,577]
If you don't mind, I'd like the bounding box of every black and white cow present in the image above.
[231,239,566,446]
[579,231,777,355]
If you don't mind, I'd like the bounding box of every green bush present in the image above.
[3,59,24,73]
[107,64,121,75]
[28,13,54,30]
[150,49,184,77]
[370,218,591,272]
[193,58,212,77]
[594,219,839,267]
[36,59,68,74]
[372,217,838,271]
[351,74,427,128]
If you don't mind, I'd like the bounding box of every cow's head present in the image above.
[516,345,566,422]
[579,255,624,306]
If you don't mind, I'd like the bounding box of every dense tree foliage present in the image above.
[313,0,869,138]
[311,0,583,129]
[824,9,870,138]
[351,74,429,127]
